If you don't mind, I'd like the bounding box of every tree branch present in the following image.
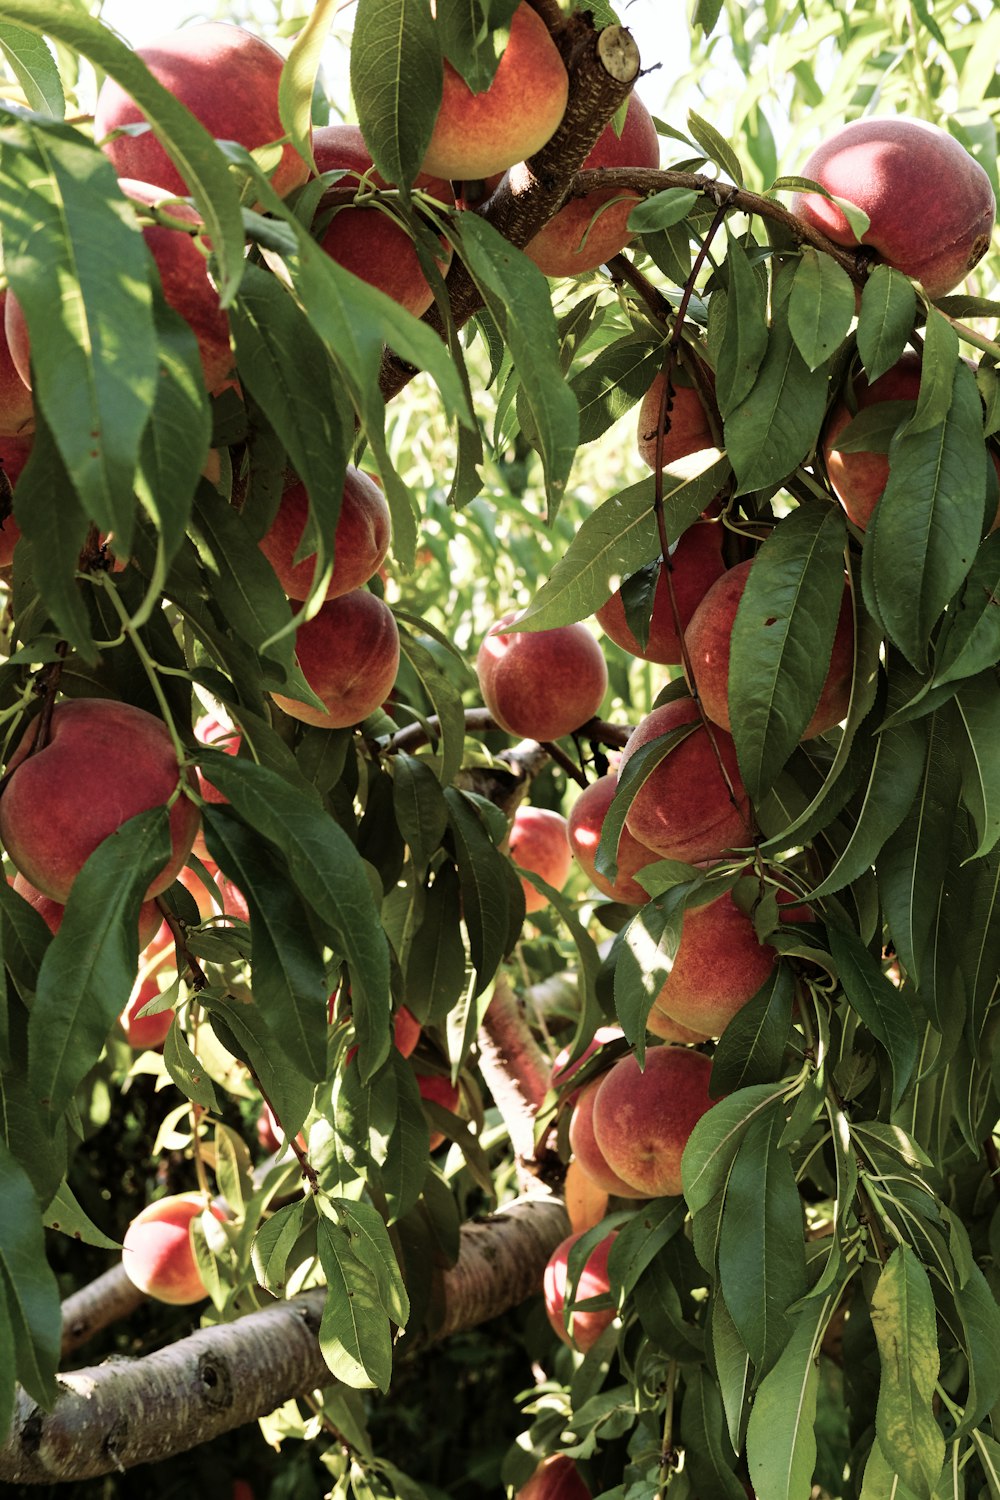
[477,972,555,1172]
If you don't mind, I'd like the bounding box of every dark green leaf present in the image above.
[316,1215,393,1391]
[828,924,918,1111]
[395,627,467,788]
[710,962,794,1095]
[746,1294,838,1500]
[951,675,1000,858]
[392,752,449,872]
[571,337,663,445]
[205,996,314,1138]
[680,1367,746,1500]
[335,1197,409,1327]
[857,266,918,383]
[682,1082,792,1214]
[403,864,467,1025]
[908,307,959,434]
[932,532,1000,689]
[716,229,768,416]
[444,786,513,996]
[0,1137,61,1412]
[788,248,855,370]
[613,885,692,1063]
[606,1199,686,1300]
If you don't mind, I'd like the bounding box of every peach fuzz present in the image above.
[0,291,32,438]
[477,614,608,743]
[637,373,716,470]
[270,589,400,729]
[517,1453,592,1499]
[524,93,660,278]
[543,1228,618,1353]
[567,773,660,905]
[591,1045,715,1198]
[94,23,310,200]
[0,699,201,905]
[313,125,453,317]
[121,1192,227,1304]
[12,870,160,947]
[421,4,569,181]
[652,891,778,1038]
[258,469,391,603]
[792,116,995,301]
[618,699,751,864]
[595,523,726,665]
[506,805,572,913]
[684,558,855,739]
[568,1077,646,1199]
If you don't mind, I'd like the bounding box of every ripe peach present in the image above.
[596,524,726,665]
[567,774,660,905]
[618,699,751,864]
[0,291,32,438]
[270,589,400,729]
[568,1077,646,1199]
[645,1006,711,1044]
[637,373,716,470]
[313,125,453,316]
[792,117,995,301]
[258,469,391,602]
[477,614,608,742]
[525,93,659,278]
[94,23,310,200]
[12,870,160,947]
[564,1158,609,1236]
[543,1228,618,1353]
[421,3,569,181]
[652,891,778,1038]
[393,1005,421,1059]
[0,699,201,904]
[120,974,175,1051]
[121,1192,227,1304]
[507,805,571,913]
[217,875,250,924]
[591,1045,715,1198]
[684,558,855,739]
[415,1070,461,1150]
[517,1453,592,1499]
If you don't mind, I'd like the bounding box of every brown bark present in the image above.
[0,1195,569,1485]
[59,1264,146,1359]
[478,972,554,1168]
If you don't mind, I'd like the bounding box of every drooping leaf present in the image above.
[932,531,1000,690]
[571,337,663,445]
[951,675,1000,858]
[613,884,693,1064]
[444,787,516,995]
[857,265,918,383]
[746,1294,840,1500]
[788,247,856,370]
[715,228,768,416]
[710,962,794,1095]
[0,1137,61,1412]
[828,923,918,1111]
[682,1083,793,1214]
[316,1215,393,1391]
[680,1367,746,1500]
[869,1245,945,1498]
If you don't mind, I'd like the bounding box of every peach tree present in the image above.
[0,0,998,1497]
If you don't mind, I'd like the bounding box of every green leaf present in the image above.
[710,962,794,1095]
[278,0,337,176]
[718,1106,808,1375]
[857,266,918,383]
[688,108,743,185]
[351,0,441,187]
[865,360,985,669]
[205,997,314,1139]
[606,1199,686,1300]
[381,1051,429,1221]
[932,532,1000,690]
[789,248,856,370]
[682,1082,793,1214]
[828,923,918,1111]
[189,485,297,676]
[746,1294,837,1500]
[316,1215,393,1391]
[334,1198,409,1328]
[908,307,959,434]
[444,787,514,996]
[391,752,449,872]
[572,337,663,445]
[712,1289,752,1453]
[9,423,93,660]
[0,23,63,116]
[162,1014,221,1111]
[28,807,172,1122]
[680,1367,746,1500]
[252,1199,311,1294]
[450,215,579,518]
[626,187,700,234]
[728,503,850,801]
[404,864,467,1025]
[715,229,768,417]
[613,885,692,1063]
[0,1137,61,1412]
[870,1245,945,1498]
[950,1260,1000,1438]
[395,625,467,788]
[951,675,1000,858]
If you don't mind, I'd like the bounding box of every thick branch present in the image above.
[478,972,554,1169]
[1,1195,569,1484]
[60,1265,146,1359]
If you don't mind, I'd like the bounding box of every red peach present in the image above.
[591,1046,715,1198]
[792,117,995,301]
[637,373,716,470]
[120,974,175,1051]
[421,4,569,181]
[567,774,660,906]
[684,558,855,739]
[507,805,572,913]
[568,1077,647,1200]
[121,1192,227,1304]
[258,470,391,602]
[270,590,400,730]
[94,23,310,200]
[477,614,608,742]
[0,291,32,437]
[618,699,752,864]
[517,1454,592,1500]
[595,524,726,664]
[543,1228,618,1353]
[415,1070,462,1150]
[0,699,202,904]
[12,870,160,947]
[393,1006,421,1059]
[652,891,778,1038]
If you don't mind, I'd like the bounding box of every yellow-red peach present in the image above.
[270,590,400,730]
[0,699,201,904]
[94,23,310,200]
[121,1192,227,1304]
[652,891,778,1038]
[567,773,660,905]
[596,523,726,665]
[258,469,391,603]
[637,373,717,470]
[421,3,569,181]
[313,125,453,316]
[393,1005,421,1059]
[618,699,751,864]
[477,614,608,742]
[120,973,175,1051]
[645,1005,711,1044]
[0,291,32,438]
[543,1228,618,1353]
[507,805,571,913]
[524,93,659,278]
[591,1045,715,1198]
[12,870,160,947]
[568,1077,646,1199]
[517,1453,592,1499]
[792,117,995,301]
[684,558,855,739]
[415,1070,462,1150]
[564,1158,609,1236]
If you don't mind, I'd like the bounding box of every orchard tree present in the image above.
[0,0,998,1497]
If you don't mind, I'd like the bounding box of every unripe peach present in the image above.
[121,1192,227,1304]
[591,1045,715,1198]
[94,23,310,200]
[477,615,608,742]
[421,4,569,181]
[684,558,854,739]
[637,373,716,470]
[270,590,400,729]
[568,1077,646,1199]
[567,774,660,905]
[792,117,996,301]
[517,1453,592,1499]
[595,524,726,664]
[258,470,391,602]
[0,699,201,904]
[618,699,751,864]
[652,891,777,1038]
[507,806,571,913]
[313,125,453,316]
[543,1228,618,1352]
[524,94,659,278]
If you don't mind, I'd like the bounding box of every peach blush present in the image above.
[543,1229,618,1352]
[477,615,608,742]
[595,524,726,665]
[506,806,572,913]
[568,1077,647,1199]
[121,1193,227,1304]
[591,1046,716,1198]
[258,469,391,602]
[567,773,660,905]
[270,589,400,729]
[652,891,778,1038]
